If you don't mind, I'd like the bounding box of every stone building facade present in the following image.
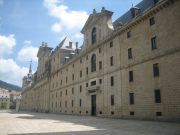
[21,0,180,121]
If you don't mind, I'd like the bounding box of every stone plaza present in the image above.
[0,111,179,135]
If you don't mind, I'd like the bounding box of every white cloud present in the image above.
[17,41,38,62]
[44,0,88,33]
[24,40,32,46]
[0,58,29,86]
[0,34,16,56]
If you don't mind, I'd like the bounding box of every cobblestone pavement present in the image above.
[0,111,179,135]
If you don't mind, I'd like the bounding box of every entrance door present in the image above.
[91,95,96,116]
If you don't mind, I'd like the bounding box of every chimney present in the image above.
[45,42,47,47]
[69,42,72,48]
[75,42,79,54]
[42,42,44,46]
[101,7,105,12]
[130,7,140,18]
[93,9,96,14]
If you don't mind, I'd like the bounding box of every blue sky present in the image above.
[0,0,141,86]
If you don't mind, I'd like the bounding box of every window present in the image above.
[80,58,82,64]
[91,81,96,86]
[156,112,162,116]
[80,70,82,78]
[60,91,62,97]
[154,0,159,4]
[65,101,67,107]
[154,89,161,103]
[60,102,61,107]
[99,79,102,84]
[111,76,114,86]
[56,92,57,98]
[66,77,68,83]
[86,67,88,75]
[72,100,74,107]
[129,93,134,104]
[110,56,113,66]
[128,48,132,59]
[151,36,157,50]
[149,17,155,26]
[127,31,131,38]
[86,83,88,87]
[99,48,102,53]
[111,95,114,106]
[80,85,82,93]
[91,54,96,72]
[72,74,74,81]
[86,55,88,60]
[72,88,74,94]
[110,41,113,48]
[79,99,82,107]
[129,71,133,82]
[99,61,102,70]
[61,80,62,85]
[153,63,159,77]
[130,111,134,115]
[91,27,96,44]
[66,89,67,96]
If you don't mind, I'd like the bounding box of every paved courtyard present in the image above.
[0,111,179,135]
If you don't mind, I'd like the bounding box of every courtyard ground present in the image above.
[0,111,179,135]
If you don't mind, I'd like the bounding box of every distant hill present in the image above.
[0,80,22,92]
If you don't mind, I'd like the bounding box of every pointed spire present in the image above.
[29,60,32,74]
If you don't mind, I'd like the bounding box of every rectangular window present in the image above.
[127,31,131,38]
[130,111,134,116]
[156,112,162,116]
[66,89,67,96]
[86,55,88,60]
[151,36,157,50]
[129,71,133,82]
[72,100,74,107]
[110,56,113,66]
[80,85,82,93]
[72,74,74,81]
[111,95,114,106]
[149,17,155,26]
[61,80,62,85]
[86,83,88,87]
[111,76,114,86]
[60,91,62,97]
[91,81,96,86]
[86,67,88,75]
[129,93,134,105]
[99,79,102,84]
[79,99,82,107]
[99,61,102,70]
[154,89,161,103]
[66,77,68,83]
[153,63,159,77]
[128,48,132,59]
[80,59,82,64]
[110,41,113,48]
[99,48,101,53]
[72,88,74,94]
[65,101,67,107]
[154,0,159,4]
[80,70,82,78]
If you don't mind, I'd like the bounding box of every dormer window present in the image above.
[91,27,96,44]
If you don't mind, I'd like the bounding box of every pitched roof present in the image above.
[113,0,156,28]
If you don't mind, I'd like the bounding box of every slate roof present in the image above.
[113,0,157,28]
